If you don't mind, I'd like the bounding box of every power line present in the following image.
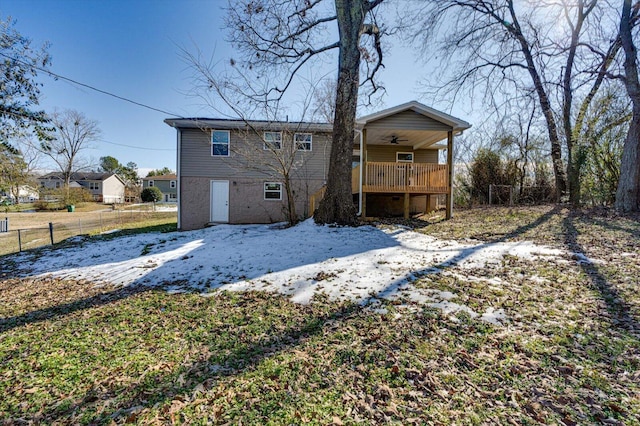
[97,138,175,151]
[0,51,184,117]
[3,107,175,151]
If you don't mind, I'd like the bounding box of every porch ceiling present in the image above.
[363,128,449,149]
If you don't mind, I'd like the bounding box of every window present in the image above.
[55,182,61,189]
[89,182,100,190]
[148,180,154,187]
[263,132,282,150]
[396,152,414,163]
[294,133,312,151]
[169,193,177,200]
[212,130,230,156]
[170,180,176,188]
[264,182,282,200]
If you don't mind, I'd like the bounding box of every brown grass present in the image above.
[0,206,176,255]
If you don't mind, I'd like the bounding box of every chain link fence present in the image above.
[0,209,176,256]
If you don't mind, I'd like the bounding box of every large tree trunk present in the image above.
[615,0,640,212]
[314,0,364,225]
[506,2,568,200]
[283,174,299,226]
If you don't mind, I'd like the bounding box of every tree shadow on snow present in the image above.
[561,211,639,333]
[0,222,399,332]
[3,208,637,423]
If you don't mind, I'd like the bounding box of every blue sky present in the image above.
[2,0,456,176]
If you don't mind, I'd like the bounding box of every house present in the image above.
[165,101,471,231]
[353,102,471,219]
[38,172,126,203]
[1,185,39,203]
[141,174,177,202]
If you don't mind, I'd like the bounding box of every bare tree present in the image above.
[583,87,630,205]
[188,0,385,225]
[615,0,640,212]
[183,56,325,225]
[0,142,27,202]
[410,0,623,204]
[231,122,323,225]
[2,137,44,203]
[312,78,337,123]
[39,109,100,188]
[494,98,549,200]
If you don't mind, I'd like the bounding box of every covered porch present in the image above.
[354,101,471,220]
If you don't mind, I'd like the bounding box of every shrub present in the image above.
[469,149,508,204]
[141,186,163,203]
[35,187,94,210]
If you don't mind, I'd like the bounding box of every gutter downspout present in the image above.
[176,127,181,230]
[354,129,363,216]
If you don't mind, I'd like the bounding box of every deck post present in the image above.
[404,193,410,219]
[446,130,454,220]
[361,129,367,219]
[362,193,367,219]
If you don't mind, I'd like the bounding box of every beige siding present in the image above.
[365,110,451,131]
[179,176,325,230]
[414,150,439,163]
[102,175,125,203]
[367,146,439,163]
[180,128,330,180]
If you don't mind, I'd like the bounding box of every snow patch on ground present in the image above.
[9,219,567,326]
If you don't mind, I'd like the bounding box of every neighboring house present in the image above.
[165,101,471,231]
[2,186,40,203]
[142,174,177,202]
[38,172,126,203]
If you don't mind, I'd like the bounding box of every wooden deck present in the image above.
[353,162,448,194]
[309,162,449,218]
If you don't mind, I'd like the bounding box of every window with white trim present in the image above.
[148,180,154,187]
[396,152,414,163]
[264,182,282,200]
[170,180,176,188]
[294,133,312,151]
[263,132,282,150]
[89,182,100,190]
[212,130,230,156]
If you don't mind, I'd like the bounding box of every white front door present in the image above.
[210,180,229,222]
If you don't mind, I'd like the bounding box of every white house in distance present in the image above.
[38,172,126,203]
[1,186,39,203]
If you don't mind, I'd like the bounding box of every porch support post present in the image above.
[361,128,367,219]
[404,193,410,219]
[446,130,454,220]
[362,193,367,219]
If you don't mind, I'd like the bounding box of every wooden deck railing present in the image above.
[359,162,448,194]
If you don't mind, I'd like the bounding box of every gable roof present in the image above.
[38,172,125,184]
[164,118,333,133]
[356,101,471,131]
[143,174,177,181]
[165,102,470,133]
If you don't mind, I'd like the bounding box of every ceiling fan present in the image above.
[388,135,408,144]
